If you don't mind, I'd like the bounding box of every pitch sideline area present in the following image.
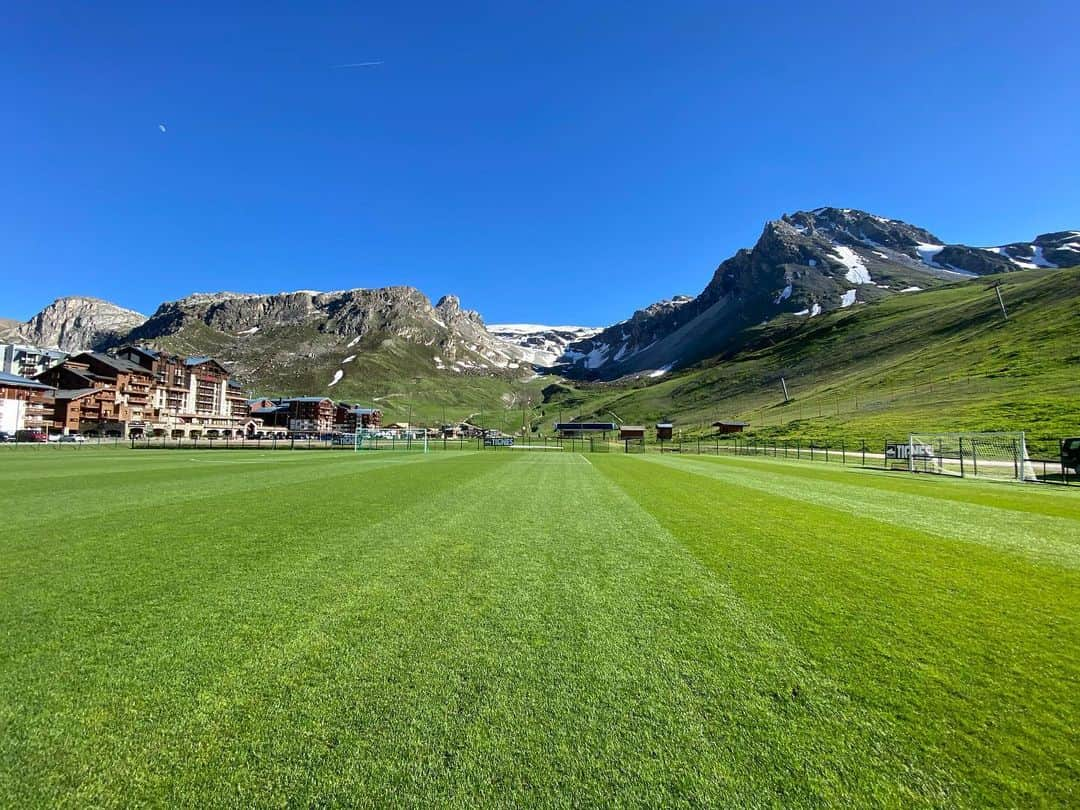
[0,449,1076,806]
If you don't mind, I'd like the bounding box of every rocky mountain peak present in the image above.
[779,208,942,250]
[433,293,486,333]
[560,207,1079,380]
[435,294,460,311]
[17,296,147,352]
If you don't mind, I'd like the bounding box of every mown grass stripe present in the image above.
[640,453,1080,567]
[594,454,1079,807]
[1,449,1076,806]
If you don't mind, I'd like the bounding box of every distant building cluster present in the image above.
[0,342,382,440]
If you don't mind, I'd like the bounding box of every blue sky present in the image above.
[3,1,1078,325]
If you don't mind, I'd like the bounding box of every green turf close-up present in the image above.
[1,447,1077,807]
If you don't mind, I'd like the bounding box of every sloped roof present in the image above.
[184,355,212,366]
[119,345,160,360]
[0,371,54,390]
[54,387,110,400]
[280,396,333,403]
[77,352,150,375]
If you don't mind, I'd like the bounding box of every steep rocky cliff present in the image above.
[15,296,147,352]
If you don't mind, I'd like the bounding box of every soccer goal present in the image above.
[907,432,1036,482]
[353,432,428,453]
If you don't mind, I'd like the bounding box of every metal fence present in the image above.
[118,431,1078,486]
[129,434,475,452]
[638,435,1076,486]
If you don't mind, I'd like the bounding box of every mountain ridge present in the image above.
[5,208,1076,398]
[556,208,1079,379]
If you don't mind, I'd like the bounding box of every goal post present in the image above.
[907,432,1035,482]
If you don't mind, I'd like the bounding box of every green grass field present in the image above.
[1,447,1077,806]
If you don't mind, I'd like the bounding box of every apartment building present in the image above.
[0,371,54,435]
[0,343,67,378]
[114,346,252,436]
[279,397,336,434]
[52,387,121,436]
[333,403,382,433]
[35,352,153,436]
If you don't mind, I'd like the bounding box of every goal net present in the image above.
[353,432,428,452]
[907,432,1036,482]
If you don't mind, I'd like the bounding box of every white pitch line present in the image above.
[188,458,278,464]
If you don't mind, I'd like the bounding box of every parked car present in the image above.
[59,434,87,443]
[0,431,15,443]
[15,430,47,443]
[1061,437,1080,474]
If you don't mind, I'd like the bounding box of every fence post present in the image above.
[797,440,801,460]
[841,440,846,465]
[861,440,866,466]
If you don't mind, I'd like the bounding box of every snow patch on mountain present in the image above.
[831,245,872,284]
[916,244,945,268]
[488,324,602,367]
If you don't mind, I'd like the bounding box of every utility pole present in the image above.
[780,377,790,402]
[992,282,1009,321]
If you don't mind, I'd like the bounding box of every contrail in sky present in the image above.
[336,61,384,68]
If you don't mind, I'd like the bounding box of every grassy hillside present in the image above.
[147,322,549,432]
[545,267,1080,454]
[1,448,1076,805]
